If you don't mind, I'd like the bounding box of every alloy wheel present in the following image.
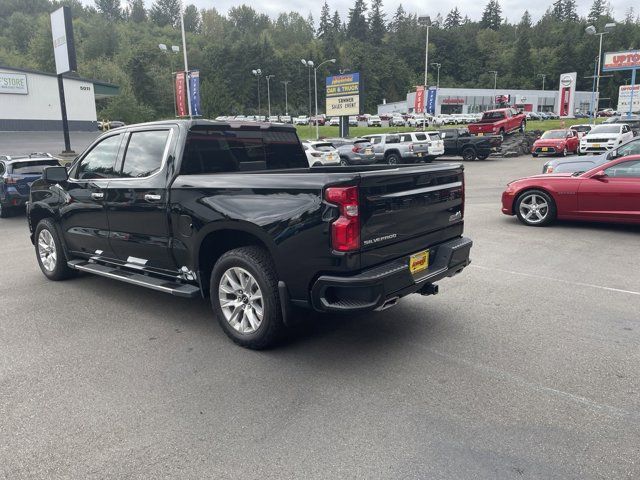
[519,193,549,224]
[38,229,57,272]
[218,267,264,334]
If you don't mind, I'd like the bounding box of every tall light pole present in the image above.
[431,62,441,90]
[159,43,180,117]
[586,22,616,116]
[179,11,192,119]
[251,69,262,117]
[301,59,313,120]
[488,70,498,108]
[418,16,432,87]
[313,59,336,139]
[265,74,275,118]
[537,73,547,91]
[281,80,290,116]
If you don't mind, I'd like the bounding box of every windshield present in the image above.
[9,160,60,174]
[571,126,591,133]
[311,143,335,152]
[589,125,621,134]
[482,111,505,120]
[541,131,567,139]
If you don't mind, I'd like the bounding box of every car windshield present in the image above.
[482,111,505,120]
[541,131,567,139]
[571,126,591,132]
[311,143,334,152]
[9,160,59,174]
[589,125,621,134]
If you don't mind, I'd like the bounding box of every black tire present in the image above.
[462,147,476,161]
[340,157,349,166]
[561,147,567,157]
[0,203,11,218]
[499,128,505,137]
[578,150,585,156]
[210,246,284,349]
[532,153,538,158]
[476,153,490,160]
[514,189,556,227]
[386,153,400,165]
[519,121,526,133]
[35,218,76,280]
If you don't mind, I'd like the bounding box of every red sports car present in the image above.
[531,129,580,157]
[502,155,640,226]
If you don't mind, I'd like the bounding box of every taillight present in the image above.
[325,186,360,252]
[351,145,360,153]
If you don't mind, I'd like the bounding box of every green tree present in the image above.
[183,4,200,33]
[480,0,502,30]
[318,1,331,38]
[444,7,462,29]
[563,0,578,21]
[587,0,605,23]
[149,0,181,27]
[6,12,35,53]
[128,0,146,22]
[95,0,121,20]
[368,0,386,45]
[347,0,368,41]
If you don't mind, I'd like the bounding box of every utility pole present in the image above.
[281,80,290,116]
[251,69,262,117]
[585,23,616,115]
[180,12,192,119]
[488,70,498,108]
[265,74,275,118]
[537,73,547,91]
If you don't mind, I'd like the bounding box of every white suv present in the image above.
[301,141,340,167]
[399,131,445,161]
[579,124,634,155]
[293,116,309,125]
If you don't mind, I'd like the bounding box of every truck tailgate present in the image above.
[358,164,464,268]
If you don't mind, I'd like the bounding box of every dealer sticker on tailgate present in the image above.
[409,250,429,275]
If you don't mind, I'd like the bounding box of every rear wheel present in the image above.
[532,153,538,158]
[462,147,476,161]
[515,190,556,227]
[386,153,400,165]
[340,157,349,166]
[35,218,76,280]
[0,203,11,218]
[476,153,490,160]
[210,246,284,349]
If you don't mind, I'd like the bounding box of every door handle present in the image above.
[91,192,104,200]
[144,194,162,202]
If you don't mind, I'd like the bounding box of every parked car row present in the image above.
[525,112,560,121]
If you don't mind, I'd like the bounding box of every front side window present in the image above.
[605,160,640,178]
[120,130,170,178]
[76,134,122,179]
[399,134,412,142]
[617,139,640,157]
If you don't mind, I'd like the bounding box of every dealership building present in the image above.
[378,87,596,116]
[0,65,119,131]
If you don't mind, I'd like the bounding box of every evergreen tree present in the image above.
[128,0,146,23]
[347,0,368,41]
[588,0,605,23]
[552,0,564,21]
[95,0,121,20]
[183,4,200,33]
[307,12,315,33]
[444,7,462,29]
[480,0,502,30]
[512,12,532,79]
[149,0,181,27]
[520,10,532,28]
[368,0,386,45]
[318,1,331,38]
[391,4,406,33]
[563,0,578,21]
[332,10,342,35]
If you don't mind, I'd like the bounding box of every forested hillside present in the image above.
[1,0,639,122]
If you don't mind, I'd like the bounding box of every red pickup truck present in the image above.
[468,108,526,136]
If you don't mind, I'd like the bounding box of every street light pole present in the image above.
[312,58,336,140]
[251,69,262,117]
[431,63,441,90]
[159,44,180,117]
[265,74,275,118]
[489,70,498,108]
[281,80,290,116]
[586,23,616,117]
[179,12,192,119]
[301,59,313,121]
[537,73,547,91]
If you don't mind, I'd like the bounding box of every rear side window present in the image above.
[414,133,427,141]
[399,134,412,142]
[428,133,441,141]
[9,160,59,175]
[386,135,400,144]
[76,134,122,179]
[181,128,307,174]
[120,130,170,178]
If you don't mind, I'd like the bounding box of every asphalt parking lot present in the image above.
[1,143,639,479]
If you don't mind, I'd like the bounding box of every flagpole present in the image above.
[180,11,192,119]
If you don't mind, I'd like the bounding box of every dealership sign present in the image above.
[617,85,640,112]
[50,6,77,75]
[602,50,640,71]
[414,86,425,113]
[0,73,28,94]
[326,73,360,116]
[558,72,577,118]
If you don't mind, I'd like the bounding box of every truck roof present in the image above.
[105,119,298,133]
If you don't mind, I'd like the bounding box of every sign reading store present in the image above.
[0,72,28,95]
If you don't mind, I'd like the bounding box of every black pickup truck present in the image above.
[27,120,472,348]
[438,128,502,161]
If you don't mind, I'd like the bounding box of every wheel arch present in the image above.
[195,224,280,296]
[512,186,557,215]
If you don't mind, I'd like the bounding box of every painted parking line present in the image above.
[471,264,640,297]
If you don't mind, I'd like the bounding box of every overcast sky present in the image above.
[111,0,636,24]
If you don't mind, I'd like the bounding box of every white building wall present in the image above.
[0,68,97,130]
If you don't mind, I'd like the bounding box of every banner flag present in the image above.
[426,87,437,114]
[175,71,187,117]
[414,86,425,113]
[188,70,201,117]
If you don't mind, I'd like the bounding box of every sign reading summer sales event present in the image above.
[326,73,360,116]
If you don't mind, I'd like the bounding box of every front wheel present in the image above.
[211,246,284,349]
[561,147,567,157]
[461,147,476,161]
[35,218,76,280]
[476,153,489,160]
[515,190,556,227]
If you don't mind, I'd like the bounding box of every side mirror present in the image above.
[591,170,607,181]
[43,166,68,183]
[607,149,618,160]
